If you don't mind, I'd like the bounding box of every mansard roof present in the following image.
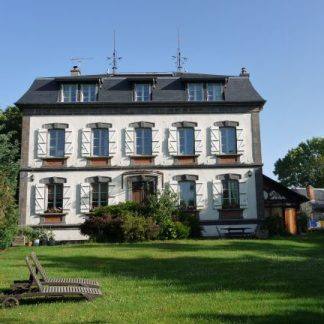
[16,71,265,106]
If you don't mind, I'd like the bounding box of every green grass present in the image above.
[1,234,324,323]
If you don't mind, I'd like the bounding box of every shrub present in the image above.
[297,212,308,233]
[175,211,201,238]
[145,217,160,240]
[121,214,147,242]
[263,215,286,236]
[174,221,190,239]
[92,201,145,218]
[18,226,40,242]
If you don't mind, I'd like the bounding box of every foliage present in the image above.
[274,137,324,188]
[175,211,202,238]
[92,201,146,217]
[297,212,308,234]
[18,226,39,242]
[173,221,190,239]
[263,215,286,236]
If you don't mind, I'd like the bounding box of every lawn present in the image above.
[1,234,324,323]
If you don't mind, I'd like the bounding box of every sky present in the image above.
[0,0,323,178]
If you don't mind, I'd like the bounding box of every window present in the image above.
[91,182,108,208]
[81,84,97,102]
[49,129,65,157]
[134,84,151,102]
[47,183,63,211]
[220,127,237,154]
[222,179,239,209]
[188,83,204,101]
[135,127,152,155]
[62,84,78,102]
[178,127,195,155]
[92,128,109,156]
[207,83,223,101]
[179,181,196,209]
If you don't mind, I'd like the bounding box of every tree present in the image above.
[274,137,324,188]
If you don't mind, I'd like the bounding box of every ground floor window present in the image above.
[179,180,196,209]
[222,179,239,209]
[131,180,156,204]
[91,182,108,208]
[47,183,63,211]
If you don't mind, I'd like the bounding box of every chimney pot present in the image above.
[70,65,81,76]
[306,185,315,201]
[240,67,250,77]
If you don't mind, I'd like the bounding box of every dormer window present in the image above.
[188,83,204,101]
[60,83,97,102]
[81,84,97,102]
[62,84,78,102]
[134,84,151,102]
[187,83,223,101]
[207,83,223,101]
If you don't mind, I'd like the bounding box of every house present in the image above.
[293,185,324,228]
[16,67,266,241]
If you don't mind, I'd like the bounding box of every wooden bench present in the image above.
[223,227,252,238]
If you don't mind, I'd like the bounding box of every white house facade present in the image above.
[17,68,266,241]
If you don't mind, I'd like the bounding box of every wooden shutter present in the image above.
[236,128,245,156]
[152,128,160,154]
[80,183,90,213]
[210,126,220,155]
[125,128,135,155]
[37,129,48,157]
[63,185,71,211]
[194,127,203,154]
[64,129,73,155]
[239,179,248,208]
[195,181,205,209]
[81,128,91,157]
[168,127,178,156]
[35,184,45,214]
[109,128,117,155]
[212,179,223,209]
[108,183,117,205]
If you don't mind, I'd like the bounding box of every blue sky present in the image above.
[0,0,323,177]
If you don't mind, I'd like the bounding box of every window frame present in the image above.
[178,127,195,156]
[92,128,109,157]
[135,127,153,155]
[134,83,151,102]
[47,183,64,211]
[222,179,240,209]
[91,182,109,209]
[220,126,237,155]
[60,83,98,102]
[179,180,197,210]
[48,128,65,157]
[187,83,204,101]
[81,84,98,102]
[206,83,223,101]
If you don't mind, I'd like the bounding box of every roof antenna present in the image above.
[107,30,122,74]
[172,28,187,72]
[70,57,93,70]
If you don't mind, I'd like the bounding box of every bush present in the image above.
[263,215,286,236]
[175,211,201,238]
[92,201,145,218]
[145,217,160,240]
[174,221,190,239]
[297,212,308,233]
[122,214,147,242]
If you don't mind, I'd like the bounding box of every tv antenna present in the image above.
[172,29,187,72]
[70,57,93,68]
[107,30,122,74]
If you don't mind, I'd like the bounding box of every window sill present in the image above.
[86,156,112,166]
[37,212,67,216]
[129,155,157,158]
[41,157,69,167]
[130,155,156,166]
[173,155,199,165]
[173,154,200,158]
[216,154,242,164]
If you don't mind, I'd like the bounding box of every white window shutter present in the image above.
[81,128,91,157]
[239,179,248,208]
[64,129,73,155]
[37,129,48,158]
[152,128,160,154]
[80,183,90,213]
[168,181,179,203]
[212,179,223,209]
[63,185,71,211]
[35,184,45,214]
[236,128,245,156]
[108,183,117,205]
[210,126,220,155]
[194,127,203,154]
[109,128,117,155]
[125,128,135,155]
[195,181,205,209]
[168,127,178,156]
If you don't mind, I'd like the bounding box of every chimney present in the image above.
[306,185,315,201]
[70,65,81,76]
[240,67,250,77]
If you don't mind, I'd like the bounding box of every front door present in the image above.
[132,181,156,204]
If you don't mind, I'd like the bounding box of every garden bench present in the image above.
[223,227,252,238]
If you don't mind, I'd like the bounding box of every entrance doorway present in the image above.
[132,180,156,204]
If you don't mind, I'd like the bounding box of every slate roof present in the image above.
[16,72,265,105]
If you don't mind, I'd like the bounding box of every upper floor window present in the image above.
[207,83,223,101]
[49,129,65,157]
[220,127,237,154]
[134,84,151,102]
[62,84,78,102]
[179,180,196,209]
[81,84,97,102]
[178,127,195,155]
[135,127,152,155]
[222,179,239,209]
[47,183,63,211]
[92,128,109,157]
[188,83,204,101]
[91,182,108,208]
